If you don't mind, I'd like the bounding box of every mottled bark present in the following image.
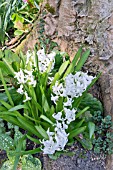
[46,0,113,60]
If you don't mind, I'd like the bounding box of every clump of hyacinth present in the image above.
[14,48,95,155]
[41,71,94,154]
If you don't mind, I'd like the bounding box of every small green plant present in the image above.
[0,0,41,45]
[93,111,113,155]
[1,154,42,170]
[0,121,42,170]
[11,0,41,36]
[0,0,22,45]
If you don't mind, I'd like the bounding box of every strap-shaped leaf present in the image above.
[75,49,90,71]
[0,115,23,128]
[31,99,42,112]
[26,135,41,144]
[88,122,95,139]
[10,148,41,157]
[51,60,69,88]
[40,115,54,125]
[3,58,15,76]
[76,136,93,150]
[13,135,26,170]
[0,100,12,109]
[58,60,69,76]
[76,106,89,118]
[40,85,50,113]
[0,106,6,111]
[35,125,48,139]
[17,117,42,138]
[69,126,86,139]
[9,104,29,111]
[63,47,82,78]
[0,61,9,75]
[0,69,14,106]
[74,119,85,128]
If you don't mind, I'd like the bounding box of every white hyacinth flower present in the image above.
[53,112,62,121]
[55,129,68,150]
[14,69,26,84]
[41,137,57,154]
[37,48,46,60]
[41,129,58,154]
[37,48,56,73]
[63,97,73,107]
[17,84,24,94]
[64,107,76,124]
[51,94,59,104]
[24,70,36,87]
[52,81,64,96]
[23,91,31,102]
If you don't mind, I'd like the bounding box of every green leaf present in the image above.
[0,106,6,111]
[0,69,14,106]
[64,47,82,78]
[50,72,60,88]
[4,50,20,63]
[0,100,12,109]
[0,160,14,170]
[80,93,103,114]
[10,148,41,157]
[26,135,40,144]
[76,107,89,118]
[40,115,54,125]
[58,60,69,76]
[51,60,69,87]
[0,61,9,75]
[40,86,50,113]
[0,88,22,105]
[0,134,14,150]
[74,119,85,128]
[17,117,42,138]
[75,49,90,71]
[22,155,42,170]
[9,105,29,111]
[24,114,39,123]
[3,58,15,76]
[88,122,95,139]
[56,97,63,112]
[31,99,42,112]
[0,115,23,128]
[14,30,24,36]
[69,126,86,139]
[0,28,5,45]
[54,53,63,70]
[13,135,26,170]
[76,137,93,150]
[35,125,48,139]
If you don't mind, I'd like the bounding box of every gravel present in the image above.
[43,143,106,170]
